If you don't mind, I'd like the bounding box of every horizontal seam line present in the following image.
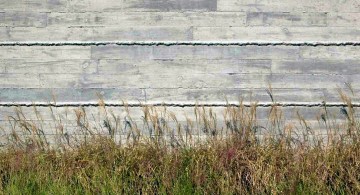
[0,102,358,108]
[0,41,359,46]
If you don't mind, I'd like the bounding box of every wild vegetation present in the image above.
[0,91,359,194]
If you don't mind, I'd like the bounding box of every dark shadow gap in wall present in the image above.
[0,102,359,108]
[0,41,359,47]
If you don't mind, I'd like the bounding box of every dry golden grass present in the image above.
[0,92,359,194]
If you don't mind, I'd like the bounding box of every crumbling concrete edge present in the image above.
[0,41,359,47]
[0,101,358,108]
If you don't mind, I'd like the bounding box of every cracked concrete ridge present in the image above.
[0,41,360,47]
[0,102,359,108]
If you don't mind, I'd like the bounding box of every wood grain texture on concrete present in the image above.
[0,105,356,139]
[217,0,360,12]
[0,44,359,103]
[0,0,359,136]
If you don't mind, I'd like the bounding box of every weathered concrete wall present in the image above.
[0,0,359,139]
[0,45,359,103]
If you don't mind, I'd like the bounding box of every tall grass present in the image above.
[0,93,359,194]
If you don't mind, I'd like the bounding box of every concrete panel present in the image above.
[0,73,41,88]
[49,78,328,97]
[39,73,270,89]
[3,59,97,74]
[246,12,328,27]
[47,12,247,27]
[121,0,217,11]
[327,13,360,27]
[0,0,216,12]
[0,46,91,60]
[1,26,192,42]
[300,46,360,60]
[0,106,355,136]
[52,0,217,12]
[193,27,360,42]
[0,118,349,138]
[97,59,272,75]
[0,106,349,124]
[270,74,360,89]
[91,45,300,60]
[0,0,122,12]
[144,88,332,103]
[217,0,360,12]
[0,88,145,103]
[4,26,357,43]
[1,87,357,105]
[271,60,360,75]
[0,0,48,12]
[0,62,5,73]
[0,12,47,27]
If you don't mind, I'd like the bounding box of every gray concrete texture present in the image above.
[0,0,359,136]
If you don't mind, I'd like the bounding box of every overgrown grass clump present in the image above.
[0,93,360,194]
[0,135,359,194]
